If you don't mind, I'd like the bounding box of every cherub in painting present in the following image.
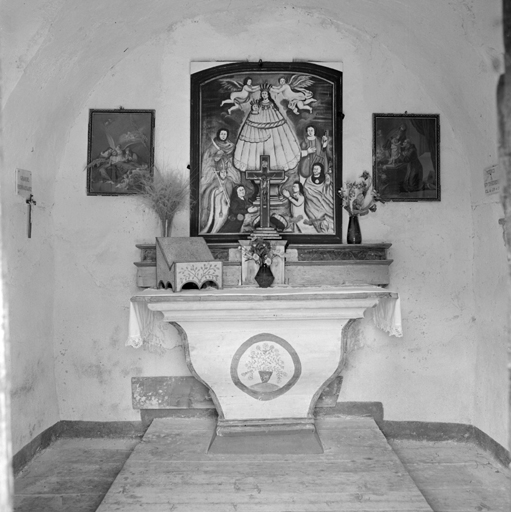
[219,77,261,115]
[270,75,317,114]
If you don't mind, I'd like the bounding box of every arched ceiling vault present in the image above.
[1,0,501,193]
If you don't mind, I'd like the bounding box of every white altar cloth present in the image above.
[127,286,402,351]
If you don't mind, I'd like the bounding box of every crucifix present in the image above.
[26,194,36,239]
[16,169,35,238]
[245,155,284,228]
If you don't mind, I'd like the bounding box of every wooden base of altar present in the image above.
[134,243,393,288]
[208,426,324,454]
[133,286,396,453]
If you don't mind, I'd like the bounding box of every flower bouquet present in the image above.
[240,235,278,267]
[337,171,384,217]
[337,171,384,244]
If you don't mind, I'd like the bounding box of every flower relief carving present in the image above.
[176,262,221,288]
[242,343,288,387]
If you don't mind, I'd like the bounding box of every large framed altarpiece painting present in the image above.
[190,62,343,244]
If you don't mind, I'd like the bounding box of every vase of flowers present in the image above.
[136,166,190,237]
[240,236,278,288]
[254,264,274,288]
[337,171,383,244]
[347,214,362,244]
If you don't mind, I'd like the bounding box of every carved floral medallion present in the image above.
[230,333,301,401]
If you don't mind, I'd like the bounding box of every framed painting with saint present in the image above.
[190,62,343,243]
[86,109,155,196]
[373,113,440,201]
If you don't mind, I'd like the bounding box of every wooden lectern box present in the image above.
[155,237,223,292]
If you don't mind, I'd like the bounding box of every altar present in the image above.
[129,285,401,453]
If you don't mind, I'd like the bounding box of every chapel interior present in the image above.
[1,1,511,511]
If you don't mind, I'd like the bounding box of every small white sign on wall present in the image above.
[484,164,500,196]
[16,168,32,198]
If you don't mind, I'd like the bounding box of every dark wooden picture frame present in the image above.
[373,113,440,201]
[190,62,343,244]
[86,109,155,196]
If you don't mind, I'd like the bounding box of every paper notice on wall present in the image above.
[16,168,32,198]
[484,164,500,196]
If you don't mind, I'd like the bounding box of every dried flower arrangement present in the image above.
[337,171,384,217]
[136,167,190,237]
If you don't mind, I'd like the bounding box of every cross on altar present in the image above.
[245,155,284,228]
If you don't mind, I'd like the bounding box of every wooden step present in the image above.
[96,416,433,512]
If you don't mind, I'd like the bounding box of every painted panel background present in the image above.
[191,63,342,242]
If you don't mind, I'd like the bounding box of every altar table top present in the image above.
[130,285,398,303]
[127,286,402,352]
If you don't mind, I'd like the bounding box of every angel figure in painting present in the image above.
[220,77,261,115]
[270,76,317,115]
[88,142,149,188]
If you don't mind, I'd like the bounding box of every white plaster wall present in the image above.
[2,0,508,451]
[0,0,63,453]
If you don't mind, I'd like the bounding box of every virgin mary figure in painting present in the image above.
[233,85,301,173]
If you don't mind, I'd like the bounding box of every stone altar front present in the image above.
[130,286,400,452]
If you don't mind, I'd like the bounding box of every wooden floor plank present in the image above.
[14,494,106,512]
[15,475,119,496]
[96,505,428,512]
[98,497,431,512]
[13,420,510,512]
[415,486,511,512]
[96,417,433,512]
[108,473,422,494]
[388,439,504,465]
[13,437,137,512]
[17,460,127,480]
[403,463,509,489]
[389,439,510,512]
[114,459,405,472]
[101,489,432,504]
[50,438,139,450]
[25,446,135,465]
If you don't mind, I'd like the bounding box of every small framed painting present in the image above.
[373,113,440,201]
[190,62,343,244]
[86,109,155,195]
